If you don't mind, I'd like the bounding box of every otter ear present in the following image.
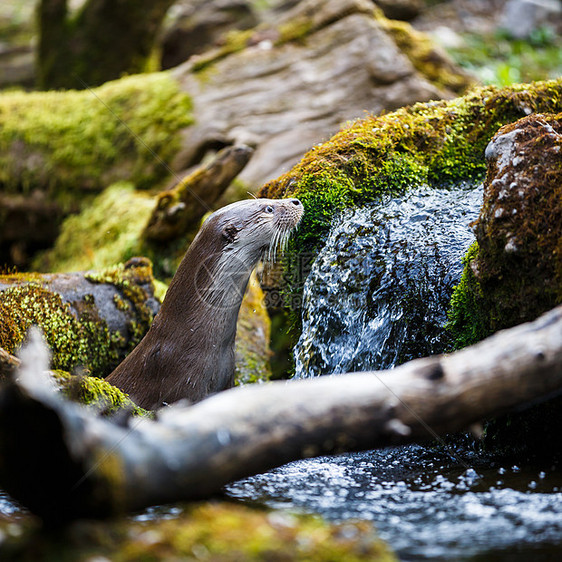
[222,225,239,243]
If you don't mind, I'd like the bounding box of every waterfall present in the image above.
[294,182,483,378]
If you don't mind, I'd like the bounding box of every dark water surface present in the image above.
[226,446,562,561]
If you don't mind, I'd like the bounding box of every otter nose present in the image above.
[290,199,302,206]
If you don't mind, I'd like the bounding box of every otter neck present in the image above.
[156,243,257,350]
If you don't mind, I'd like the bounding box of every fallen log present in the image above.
[1,305,562,524]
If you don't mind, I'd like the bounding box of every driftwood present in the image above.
[142,144,253,242]
[1,305,562,523]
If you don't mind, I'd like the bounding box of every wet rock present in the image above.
[449,111,562,347]
[447,112,562,459]
[474,112,562,324]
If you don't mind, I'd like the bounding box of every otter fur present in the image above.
[106,198,303,409]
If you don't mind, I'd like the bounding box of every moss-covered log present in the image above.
[37,0,175,90]
[2,304,562,523]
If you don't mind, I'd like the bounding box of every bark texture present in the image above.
[37,0,175,90]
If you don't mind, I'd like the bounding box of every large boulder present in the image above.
[446,112,562,457]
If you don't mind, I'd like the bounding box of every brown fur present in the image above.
[105,198,303,409]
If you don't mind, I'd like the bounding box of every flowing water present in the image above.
[227,182,562,560]
[293,182,482,376]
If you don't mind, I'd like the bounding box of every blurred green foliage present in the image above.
[448,27,562,86]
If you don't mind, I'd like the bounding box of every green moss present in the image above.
[0,72,193,205]
[34,182,155,273]
[445,242,490,349]
[51,370,148,417]
[0,502,395,561]
[0,284,119,375]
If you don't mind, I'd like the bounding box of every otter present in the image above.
[106,198,303,409]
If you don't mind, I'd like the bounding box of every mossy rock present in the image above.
[0,72,193,200]
[258,78,562,319]
[0,260,158,378]
[51,370,148,417]
[446,112,562,458]
[0,501,396,562]
[448,112,562,346]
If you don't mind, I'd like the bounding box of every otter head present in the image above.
[209,197,303,266]
[189,198,303,310]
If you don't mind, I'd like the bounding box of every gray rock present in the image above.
[173,0,462,188]
[499,0,562,39]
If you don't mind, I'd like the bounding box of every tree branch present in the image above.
[1,305,562,523]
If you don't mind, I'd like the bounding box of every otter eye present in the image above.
[223,225,238,243]
[264,205,274,214]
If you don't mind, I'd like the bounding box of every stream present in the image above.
[227,182,562,561]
